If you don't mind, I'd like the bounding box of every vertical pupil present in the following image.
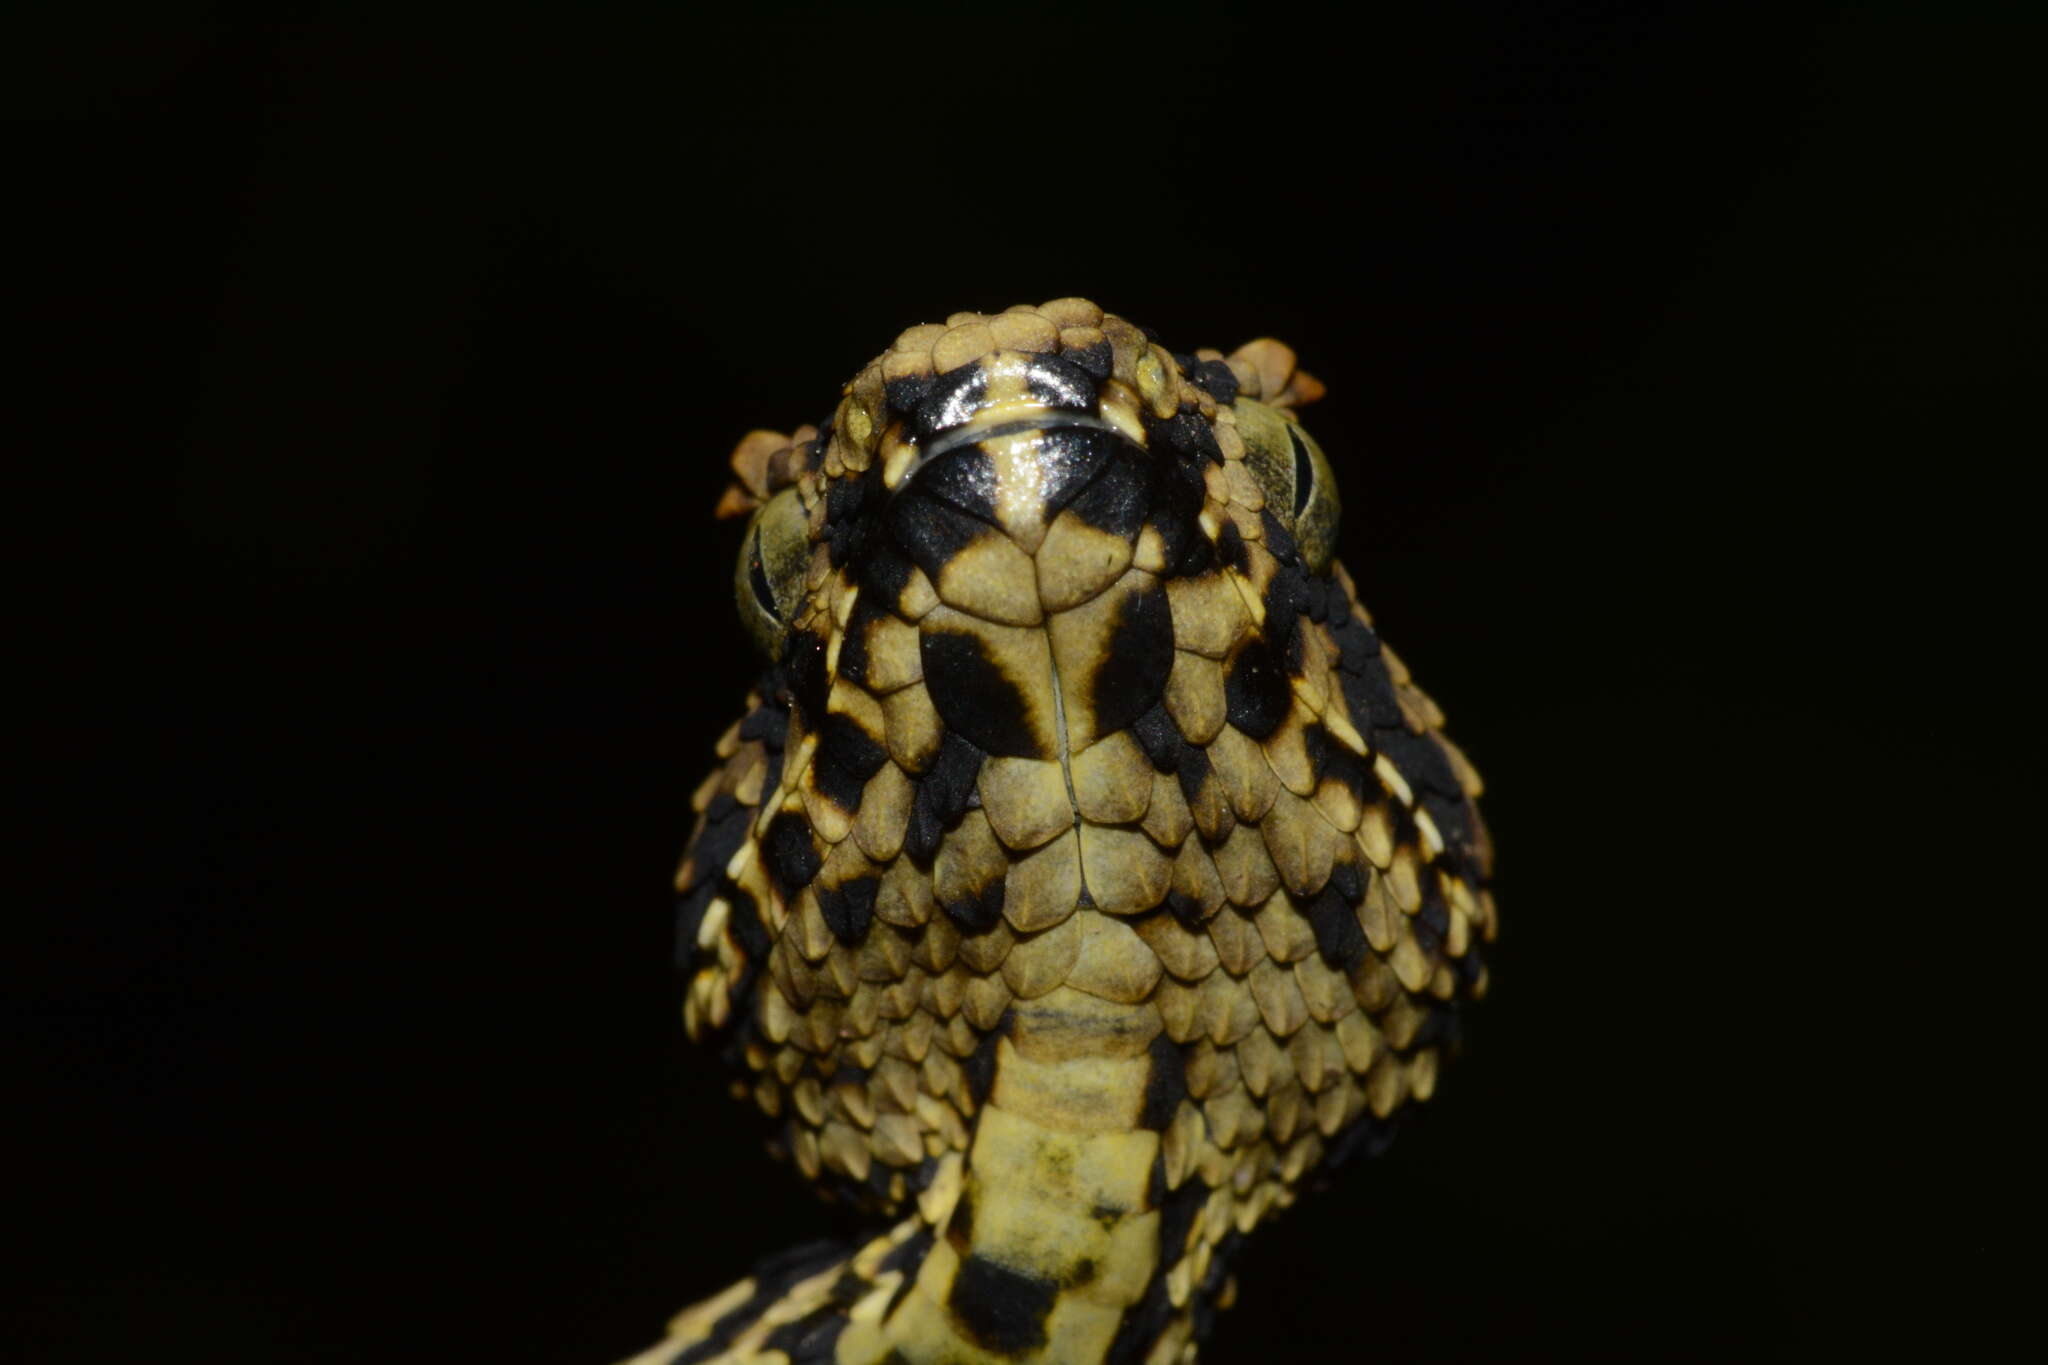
[749,527,781,620]
[1288,427,1315,518]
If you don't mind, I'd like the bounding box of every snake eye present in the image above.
[734,487,810,656]
[1233,399,1342,573]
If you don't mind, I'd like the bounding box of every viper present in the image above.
[625,300,1495,1365]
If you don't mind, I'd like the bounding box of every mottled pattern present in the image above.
[630,301,1494,1365]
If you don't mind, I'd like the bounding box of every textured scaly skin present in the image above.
[626,301,1495,1365]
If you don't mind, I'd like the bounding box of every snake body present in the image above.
[630,300,1495,1365]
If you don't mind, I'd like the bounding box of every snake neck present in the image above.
[637,980,1225,1365]
[853,983,1179,1364]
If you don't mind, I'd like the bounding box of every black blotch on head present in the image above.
[1089,584,1173,736]
[1173,742,1212,807]
[818,875,878,943]
[680,872,771,977]
[1305,884,1368,970]
[1020,351,1104,411]
[673,882,718,970]
[1065,338,1112,379]
[1388,799,1421,851]
[948,1256,1057,1355]
[1163,890,1208,931]
[913,446,1000,525]
[919,629,1045,759]
[1223,638,1292,740]
[1065,446,1151,540]
[738,698,790,748]
[765,812,822,892]
[906,731,984,861]
[1339,652,1406,733]
[834,603,880,690]
[1414,887,1450,958]
[781,629,829,727]
[680,794,748,892]
[1258,507,1300,567]
[1301,575,1333,624]
[1188,359,1238,404]
[885,374,935,417]
[1146,457,1211,580]
[1261,560,1308,638]
[858,543,915,611]
[1423,794,1483,880]
[1332,613,1382,673]
[1143,408,1223,466]
[1373,727,1464,801]
[1303,723,1367,807]
[1456,948,1486,992]
[757,748,785,812]
[912,363,990,438]
[824,467,882,567]
[1282,613,1307,675]
[1329,857,1363,905]
[1131,702,1183,773]
[1259,561,1309,678]
[889,489,986,581]
[812,712,888,810]
[1215,519,1248,572]
[1138,1031,1187,1130]
[675,797,754,956]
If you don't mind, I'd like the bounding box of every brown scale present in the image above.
[636,301,1494,1365]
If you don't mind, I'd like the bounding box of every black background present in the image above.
[11,4,2030,1362]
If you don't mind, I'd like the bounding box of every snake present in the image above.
[624,300,1495,1365]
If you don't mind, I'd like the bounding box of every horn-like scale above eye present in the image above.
[733,487,810,656]
[1233,398,1342,572]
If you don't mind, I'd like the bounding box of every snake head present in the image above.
[673,300,1493,1231]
